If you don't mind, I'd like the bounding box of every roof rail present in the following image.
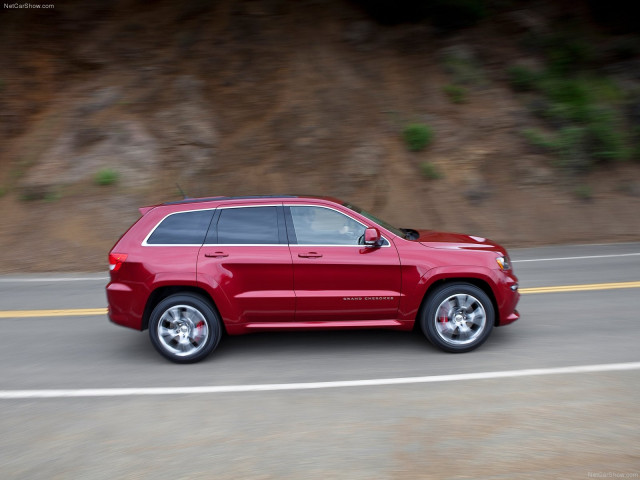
[163,194,301,206]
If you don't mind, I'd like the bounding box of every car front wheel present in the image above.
[148,293,221,363]
[420,283,494,353]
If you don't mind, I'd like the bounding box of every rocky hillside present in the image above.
[1,0,639,272]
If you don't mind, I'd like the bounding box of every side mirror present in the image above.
[364,227,382,247]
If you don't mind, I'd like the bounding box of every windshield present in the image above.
[342,203,406,238]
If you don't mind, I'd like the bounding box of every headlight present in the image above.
[496,256,511,271]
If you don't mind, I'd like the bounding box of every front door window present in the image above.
[289,206,367,245]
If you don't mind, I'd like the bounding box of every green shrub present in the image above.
[586,110,627,162]
[523,122,626,171]
[523,128,556,152]
[574,185,593,200]
[443,84,468,103]
[44,191,61,202]
[523,127,591,171]
[519,69,629,167]
[533,32,594,74]
[20,186,55,202]
[546,37,593,74]
[94,168,119,186]
[516,73,605,123]
[511,28,632,172]
[403,123,434,152]
[507,66,540,92]
[420,162,443,180]
[539,77,593,121]
[555,126,590,170]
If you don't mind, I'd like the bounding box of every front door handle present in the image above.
[298,252,322,258]
[204,252,229,258]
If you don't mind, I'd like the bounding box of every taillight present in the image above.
[109,253,128,272]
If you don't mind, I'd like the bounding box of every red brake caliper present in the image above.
[195,321,205,339]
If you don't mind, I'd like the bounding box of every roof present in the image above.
[163,194,339,206]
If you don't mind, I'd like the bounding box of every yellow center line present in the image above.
[519,281,640,294]
[0,308,107,318]
[0,281,639,318]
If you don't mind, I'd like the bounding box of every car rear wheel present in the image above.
[149,293,221,363]
[420,283,494,353]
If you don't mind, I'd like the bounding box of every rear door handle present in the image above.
[204,252,229,258]
[298,252,322,258]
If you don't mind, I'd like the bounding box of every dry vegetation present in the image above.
[0,0,639,272]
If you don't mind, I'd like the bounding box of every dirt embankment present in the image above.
[0,0,639,272]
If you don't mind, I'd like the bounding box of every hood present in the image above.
[417,230,503,252]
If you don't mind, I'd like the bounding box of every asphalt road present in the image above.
[1,243,639,479]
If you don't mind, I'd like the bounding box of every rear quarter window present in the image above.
[145,210,214,245]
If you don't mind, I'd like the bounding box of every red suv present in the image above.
[107,195,519,363]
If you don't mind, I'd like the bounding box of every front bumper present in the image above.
[496,272,520,326]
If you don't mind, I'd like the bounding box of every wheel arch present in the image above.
[142,285,225,333]
[417,276,499,328]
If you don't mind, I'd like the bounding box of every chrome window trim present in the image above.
[207,244,376,248]
[143,244,205,247]
[204,244,289,247]
[141,203,393,247]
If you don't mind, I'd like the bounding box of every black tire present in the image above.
[148,293,221,364]
[420,283,494,353]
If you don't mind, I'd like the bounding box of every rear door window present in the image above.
[208,206,282,244]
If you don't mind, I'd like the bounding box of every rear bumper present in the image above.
[106,281,144,330]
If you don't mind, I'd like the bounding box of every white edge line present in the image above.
[513,253,640,263]
[0,277,109,283]
[2,362,639,400]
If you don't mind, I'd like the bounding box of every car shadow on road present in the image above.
[113,326,430,361]
[112,323,521,371]
[216,327,427,355]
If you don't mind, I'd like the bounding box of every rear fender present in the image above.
[141,272,201,329]
[195,272,240,326]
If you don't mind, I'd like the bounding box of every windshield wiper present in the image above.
[400,228,419,240]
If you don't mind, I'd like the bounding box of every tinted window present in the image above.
[214,206,280,244]
[289,206,366,245]
[146,210,213,245]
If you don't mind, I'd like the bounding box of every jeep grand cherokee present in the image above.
[107,195,519,363]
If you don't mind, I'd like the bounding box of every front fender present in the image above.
[398,265,498,322]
